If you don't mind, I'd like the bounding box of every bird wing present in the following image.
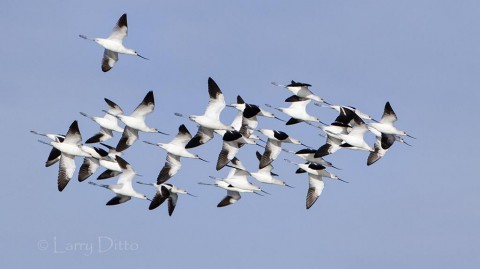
[157,153,181,184]
[116,126,138,152]
[259,139,281,169]
[204,77,226,120]
[380,101,398,124]
[101,49,118,72]
[106,194,131,206]
[149,185,170,210]
[104,98,124,116]
[168,193,178,216]
[217,190,241,207]
[115,156,136,186]
[58,153,76,192]
[170,124,193,147]
[107,13,128,41]
[78,157,100,182]
[185,126,214,148]
[131,91,155,119]
[63,121,82,145]
[306,174,324,209]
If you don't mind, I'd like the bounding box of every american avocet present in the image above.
[79,13,148,72]
[258,129,302,169]
[367,131,411,166]
[78,144,123,181]
[80,98,124,143]
[271,80,330,104]
[143,124,208,184]
[89,156,149,205]
[186,77,235,148]
[137,182,195,216]
[325,113,374,152]
[368,102,415,138]
[285,159,346,182]
[315,103,376,122]
[222,158,267,193]
[314,107,356,157]
[31,131,64,167]
[215,130,256,171]
[288,148,339,169]
[266,96,324,125]
[113,91,168,152]
[199,159,265,207]
[251,151,293,187]
[48,121,92,191]
[78,145,104,182]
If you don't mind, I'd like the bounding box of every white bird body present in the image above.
[51,142,91,157]
[326,114,373,152]
[251,151,288,186]
[277,98,320,123]
[223,159,261,192]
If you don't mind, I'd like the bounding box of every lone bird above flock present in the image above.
[79,13,148,72]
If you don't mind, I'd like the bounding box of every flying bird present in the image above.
[367,130,411,166]
[31,130,65,167]
[137,181,195,216]
[186,77,235,148]
[112,91,168,152]
[48,121,92,191]
[89,156,149,205]
[79,13,148,72]
[143,124,207,184]
[368,102,415,138]
[258,129,302,169]
[80,98,124,143]
[272,80,330,104]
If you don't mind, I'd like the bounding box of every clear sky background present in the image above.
[1,0,479,268]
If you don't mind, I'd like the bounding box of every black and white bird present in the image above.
[268,95,323,125]
[186,77,235,148]
[31,130,65,167]
[258,129,302,169]
[316,103,376,122]
[113,91,168,152]
[368,102,415,138]
[272,80,329,104]
[315,107,356,158]
[79,13,148,72]
[48,121,92,192]
[80,98,124,143]
[143,124,207,184]
[137,182,195,216]
[89,156,149,205]
[324,112,374,152]
[200,158,265,207]
[251,151,292,187]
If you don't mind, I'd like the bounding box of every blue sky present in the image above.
[1,0,479,268]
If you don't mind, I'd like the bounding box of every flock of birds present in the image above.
[32,13,415,214]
